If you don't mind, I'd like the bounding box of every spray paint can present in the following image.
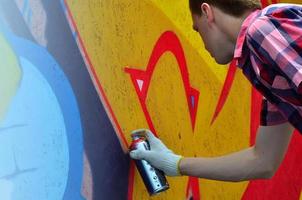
[130,130,169,196]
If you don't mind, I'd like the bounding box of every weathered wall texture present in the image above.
[0,0,301,200]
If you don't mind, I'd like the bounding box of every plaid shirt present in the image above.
[234,4,302,133]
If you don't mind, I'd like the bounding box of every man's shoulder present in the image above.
[260,3,302,17]
[246,4,302,40]
[245,15,271,41]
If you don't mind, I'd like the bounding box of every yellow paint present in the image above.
[149,0,228,82]
[300,191,302,200]
[65,0,269,199]
[280,0,302,3]
[0,33,21,122]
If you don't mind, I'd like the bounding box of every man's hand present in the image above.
[129,129,183,176]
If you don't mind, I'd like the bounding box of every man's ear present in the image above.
[201,3,214,23]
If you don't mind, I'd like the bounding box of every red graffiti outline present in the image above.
[261,0,269,8]
[125,31,200,133]
[210,60,237,124]
[186,177,201,200]
[125,31,200,199]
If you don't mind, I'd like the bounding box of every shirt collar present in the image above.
[234,9,261,59]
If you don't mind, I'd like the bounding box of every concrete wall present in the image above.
[0,0,301,199]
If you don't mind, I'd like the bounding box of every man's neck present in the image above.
[213,8,255,44]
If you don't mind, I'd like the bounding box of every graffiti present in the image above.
[0,0,301,199]
[63,0,248,199]
[64,0,302,199]
[0,27,83,199]
[125,31,201,199]
[125,31,200,133]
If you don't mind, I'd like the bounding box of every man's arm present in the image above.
[179,122,294,182]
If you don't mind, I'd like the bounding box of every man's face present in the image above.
[191,13,233,65]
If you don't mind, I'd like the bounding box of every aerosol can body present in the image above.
[130,130,169,196]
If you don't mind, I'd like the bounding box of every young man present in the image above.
[130,0,302,181]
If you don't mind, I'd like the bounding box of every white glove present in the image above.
[129,129,183,176]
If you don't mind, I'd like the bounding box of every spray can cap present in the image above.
[131,129,147,140]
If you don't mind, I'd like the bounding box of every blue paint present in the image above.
[0,56,69,199]
[1,2,132,198]
[21,0,33,26]
[60,0,67,13]
[0,27,84,200]
[72,30,77,40]
[21,0,29,16]
[27,9,32,26]
[191,95,195,108]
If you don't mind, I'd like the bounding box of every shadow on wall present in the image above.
[0,0,130,200]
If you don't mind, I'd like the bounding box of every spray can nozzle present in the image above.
[131,129,147,140]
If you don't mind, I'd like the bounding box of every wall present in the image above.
[0,0,301,200]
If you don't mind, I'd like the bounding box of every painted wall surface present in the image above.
[0,0,301,200]
[0,0,128,200]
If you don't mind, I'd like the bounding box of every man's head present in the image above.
[189,0,261,17]
[189,0,261,64]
